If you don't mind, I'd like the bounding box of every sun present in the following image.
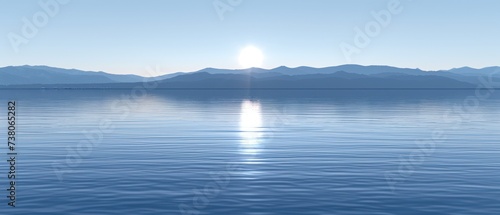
[239,46,264,68]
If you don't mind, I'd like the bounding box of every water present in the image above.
[1,89,499,214]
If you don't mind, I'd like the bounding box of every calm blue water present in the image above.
[1,90,499,214]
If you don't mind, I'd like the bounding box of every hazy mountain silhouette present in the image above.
[1,65,498,89]
[153,72,474,89]
[0,65,145,85]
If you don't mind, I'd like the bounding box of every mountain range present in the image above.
[1,65,499,89]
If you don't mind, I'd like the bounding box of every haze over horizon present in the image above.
[2,0,499,76]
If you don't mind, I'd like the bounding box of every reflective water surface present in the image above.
[0,90,499,215]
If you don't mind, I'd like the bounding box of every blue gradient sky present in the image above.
[1,0,499,76]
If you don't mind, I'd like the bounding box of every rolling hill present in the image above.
[1,65,499,89]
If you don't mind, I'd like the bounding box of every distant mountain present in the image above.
[0,66,145,85]
[155,72,187,80]
[446,66,500,76]
[153,72,474,89]
[1,65,499,89]
[184,65,500,86]
[2,71,475,89]
[193,65,426,76]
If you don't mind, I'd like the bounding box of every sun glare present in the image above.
[239,100,263,146]
[239,46,264,68]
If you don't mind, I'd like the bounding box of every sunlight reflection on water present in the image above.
[239,100,265,170]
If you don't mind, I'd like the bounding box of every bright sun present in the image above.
[239,46,264,68]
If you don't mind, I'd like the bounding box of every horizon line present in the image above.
[2,64,499,77]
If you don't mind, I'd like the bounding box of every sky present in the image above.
[1,0,499,76]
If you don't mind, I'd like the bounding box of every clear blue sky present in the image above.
[1,0,499,76]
